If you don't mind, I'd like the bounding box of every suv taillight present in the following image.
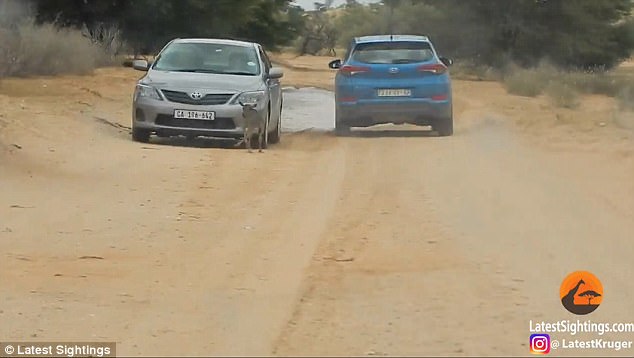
[340,65,371,76]
[417,63,447,75]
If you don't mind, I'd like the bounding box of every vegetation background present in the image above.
[1,0,632,67]
[0,0,633,107]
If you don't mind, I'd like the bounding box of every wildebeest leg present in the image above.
[234,128,246,147]
[246,132,253,153]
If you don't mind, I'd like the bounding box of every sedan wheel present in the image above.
[269,105,282,144]
[261,109,270,149]
[132,127,151,143]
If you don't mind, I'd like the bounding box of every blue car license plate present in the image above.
[377,89,411,97]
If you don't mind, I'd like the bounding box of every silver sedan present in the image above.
[131,38,284,146]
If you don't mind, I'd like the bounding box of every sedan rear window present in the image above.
[153,42,261,76]
[351,41,434,64]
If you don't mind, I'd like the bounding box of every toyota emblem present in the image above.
[190,91,203,100]
[388,67,400,74]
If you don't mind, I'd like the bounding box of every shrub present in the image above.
[500,60,628,107]
[617,84,634,111]
[502,66,549,97]
[560,72,626,97]
[80,22,126,66]
[449,60,500,81]
[0,19,121,78]
[545,81,580,109]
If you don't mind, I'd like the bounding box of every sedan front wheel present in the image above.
[268,105,282,144]
[132,127,151,143]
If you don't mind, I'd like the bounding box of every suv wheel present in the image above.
[335,122,350,136]
[435,117,453,136]
[334,106,350,136]
[435,111,453,136]
[132,127,151,142]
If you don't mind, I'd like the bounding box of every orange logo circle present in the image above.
[560,271,603,315]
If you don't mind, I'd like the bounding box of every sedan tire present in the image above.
[268,104,282,144]
[132,127,151,143]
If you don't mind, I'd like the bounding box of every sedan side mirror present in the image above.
[268,67,284,79]
[329,59,342,69]
[132,59,150,71]
[439,57,453,67]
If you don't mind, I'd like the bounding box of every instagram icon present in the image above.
[530,334,551,354]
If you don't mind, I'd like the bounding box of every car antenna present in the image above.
[390,35,393,41]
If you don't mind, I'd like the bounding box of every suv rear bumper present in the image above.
[337,100,451,127]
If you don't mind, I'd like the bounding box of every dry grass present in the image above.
[502,67,550,97]
[560,72,625,96]
[499,59,634,110]
[449,60,499,82]
[613,59,634,111]
[545,81,580,109]
[0,20,121,78]
[616,84,634,111]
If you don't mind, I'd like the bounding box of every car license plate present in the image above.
[377,89,411,97]
[174,110,215,120]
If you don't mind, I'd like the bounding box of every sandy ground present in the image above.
[1,55,633,356]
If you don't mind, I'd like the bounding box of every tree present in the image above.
[296,0,337,55]
[33,0,299,53]
[578,290,601,305]
[238,0,302,50]
[426,0,634,69]
[332,0,634,69]
[382,0,403,33]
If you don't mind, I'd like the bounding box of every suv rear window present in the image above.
[351,41,434,64]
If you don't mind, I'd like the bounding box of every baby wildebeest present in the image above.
[236,101,266,153]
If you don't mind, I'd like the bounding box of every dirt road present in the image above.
[1,60,633,356]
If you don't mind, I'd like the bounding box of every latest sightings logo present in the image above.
[530,334,551,354]
[560,271,603,315]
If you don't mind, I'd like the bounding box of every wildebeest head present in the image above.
[238,101,257,109]
[239,101,258,117]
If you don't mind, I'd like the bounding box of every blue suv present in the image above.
[329,35,453,136]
